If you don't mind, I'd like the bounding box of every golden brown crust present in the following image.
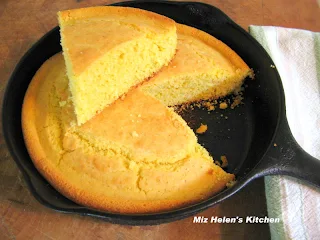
[176,23,249,71]
[35,153,234,214]
[58,6,175,28]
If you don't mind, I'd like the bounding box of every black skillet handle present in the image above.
[254,116,320,187]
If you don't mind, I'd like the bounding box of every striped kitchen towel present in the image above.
[249,26,320,240]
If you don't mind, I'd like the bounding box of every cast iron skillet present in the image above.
[2,0,320,225]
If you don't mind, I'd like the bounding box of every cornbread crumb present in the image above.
[196,124,208,134]
[219,102,228,109]
[248,68,255,79]
[204,101,215,111]
[226,180,237,188]
[274,143,277,147]
[230,95,243,109]
[220,155,228,168]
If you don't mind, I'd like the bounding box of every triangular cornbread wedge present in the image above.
[22,53,234,213]
[58,6,177,125]
[141,23,252,106]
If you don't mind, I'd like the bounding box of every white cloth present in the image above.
[249,26,320,240]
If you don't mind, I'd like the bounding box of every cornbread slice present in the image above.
[22,53,234,213]
[141,23,252,106]
[58,6,177,125]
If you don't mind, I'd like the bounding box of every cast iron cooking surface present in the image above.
[3,0,320,225]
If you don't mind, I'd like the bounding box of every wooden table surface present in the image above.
[0,0,319,239]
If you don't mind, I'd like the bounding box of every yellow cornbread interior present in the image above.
[22,54,235,213]
[58,7,177,125]
[141,24,251,106]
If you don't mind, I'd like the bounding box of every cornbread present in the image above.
[141,24,252,106]
[22,54,235,213]
[196,124,208,134]
[219,102,228,109]
[220,155,228,168]
[58,6,177,125]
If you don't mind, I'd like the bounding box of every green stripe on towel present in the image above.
[249,26,287,240]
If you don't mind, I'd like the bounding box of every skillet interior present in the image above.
[2,0,283,223]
